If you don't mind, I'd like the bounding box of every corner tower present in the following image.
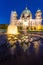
[35,9,42,31]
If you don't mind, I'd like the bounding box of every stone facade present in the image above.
[10,7,42,31]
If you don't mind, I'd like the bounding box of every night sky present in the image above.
[0,0,43,24]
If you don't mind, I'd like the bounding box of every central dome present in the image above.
[21,7,32,19]
[23,7,31,14]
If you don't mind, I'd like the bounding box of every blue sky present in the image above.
[0,0,43,24]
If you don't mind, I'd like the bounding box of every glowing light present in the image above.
[23,20,28,27]
[37,25,41,30]
[7,24,19,35]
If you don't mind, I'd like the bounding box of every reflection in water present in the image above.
[6,34,42,55]
[0,33,43,65]
[33,41,40,54]
[22,42,30,52]
[0,34,43,65]
[7,34,18,55]
[10,45,16,55]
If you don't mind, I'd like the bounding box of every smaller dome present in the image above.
[36,9,42,13]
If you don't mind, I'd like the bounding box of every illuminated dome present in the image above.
[21,7,32,18]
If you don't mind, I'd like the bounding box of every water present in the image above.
[0,29,6,33]
[0,33,43,65]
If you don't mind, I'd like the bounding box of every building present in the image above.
[10,7,42,31]
[10,11,18,25]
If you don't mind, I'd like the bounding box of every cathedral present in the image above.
[10,7,42,31]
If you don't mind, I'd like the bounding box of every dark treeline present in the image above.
[0,24,8,29]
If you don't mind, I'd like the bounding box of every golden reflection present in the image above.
[7,34,18,45]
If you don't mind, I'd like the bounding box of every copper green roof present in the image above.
[36,8,42,13]
[22,7,31,15]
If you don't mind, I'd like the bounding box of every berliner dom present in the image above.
[7,7,42,34]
